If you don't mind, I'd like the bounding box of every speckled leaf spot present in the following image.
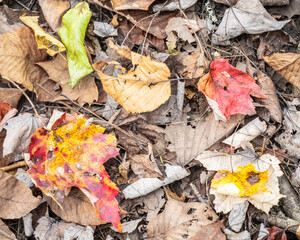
[28,113,122,232]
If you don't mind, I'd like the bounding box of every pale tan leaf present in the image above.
[187,221,226,240]
[45,188,106,226]
[263,52,300,89]
[0,170,41,219]
[37,54,98,105]
[0,219,16,240]
[165,112,244,166]
[112,0,155,10]
[38,0,70,32]
[0,88,22,108]
[20,16,65,56]
[93,41,171,113]
[130,155,162,178]
[0,27,59,101]
[147,199,218,240]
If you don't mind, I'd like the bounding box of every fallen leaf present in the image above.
[143,189,166,221]
[38,0,70,32]
[147,199,218,240]
[0,219,16,239]
[187,221,226,240]
[0,170,41,219]
[3,113,46,160]
[0,88,22,108]
[123,164,189,199]
[212,0,290,44]
[20,15,66,56]
[228,201,249,232]
[111,0,155,10]
[153,0,198,12]
[130,155,163,178]
[0,6,24,35]
[59,2,94,87]
[93,41,171,113]
[34,216,59,240]
[63,225,94,240]
[45,188,106,226]
[267,226,287,240]
[213,0,289,5]
[275,100,300,158]
[268,0,300,18]
[263,52,300,89]
[223,228,251,240]
[0,27,58,101]
[93,21,118,37]
[0,102,11,122]
[198,59,266,121]
[222,117,267,149]
[111,219,142,233]
[28,113,121,231]
[37,53,98,105]
[0,131,14,168]
[165,113,243,166]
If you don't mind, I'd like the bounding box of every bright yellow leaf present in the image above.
[20,16,66,56]
[211,163,269,197]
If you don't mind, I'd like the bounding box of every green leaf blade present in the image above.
[59,2,93,88]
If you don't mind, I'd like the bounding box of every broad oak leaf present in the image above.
[198,59,266,121]
[28,113,121,231]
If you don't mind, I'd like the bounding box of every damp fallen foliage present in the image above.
[93,41,171,113]
[27,113,122,232]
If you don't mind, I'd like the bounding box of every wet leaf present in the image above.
[93,41,171,113]
[28,113,121,231]
[59,2,93,87]
[20,15,66,56]
[198,59,266,121]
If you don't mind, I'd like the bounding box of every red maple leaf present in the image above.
[198,59,266,120]
[28,113,122,231]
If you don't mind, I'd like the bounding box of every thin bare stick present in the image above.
[3,77,46,128]
[0,229,17,240]
[0,161,26,172]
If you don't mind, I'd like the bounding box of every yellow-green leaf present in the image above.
[20,16,66,56]
[58,2,93,87]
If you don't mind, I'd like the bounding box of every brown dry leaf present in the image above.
[213,0,289,5]
[117,161,130,185]
[187,221,226,240]
[112,0,155,10]
[130,155,163,178]
[268,0,300,18]
[38,0,70,32]
[93,41,171,113]
[0,88,22,108]
[263,52,300,89]
[147,199,218,240]
[88,0,177,39]
[165,113,244,166]
[0,27,59,101]
[0,132,14,168]
[0,170,41,219]
[37,54,98,105]
[0,219,16,240]
[45,187,106,226]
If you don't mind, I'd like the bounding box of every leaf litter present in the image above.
[0,0,299,239]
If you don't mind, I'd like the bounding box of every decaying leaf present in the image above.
[187,221,226,240]
[37,54,98,105]
[228,201,249,232]
[198,59,266,121]
[0,27,58,101]
[93,41,171,113]
[130,154,162,178]
[111,0,155,10]
[0,102,11,122]
[263,52,300,89]
[28,113,121,231]
[38,0,70,32]
[20,15,66,56]
[59,2,94,87]
[0,88,22,108]
[0,170,41,219]
[147,199,218,240]
[212,0,290,44]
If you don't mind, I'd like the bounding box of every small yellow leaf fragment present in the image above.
[20,16,66,56]
[211,163,269,197]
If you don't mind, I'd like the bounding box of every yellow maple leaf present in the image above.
[211,163,269,197]
[93,41,171,113]
[20,16,66,56]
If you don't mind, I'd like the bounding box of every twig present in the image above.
[13,0,30,10]
[0,229,17,240]
[0,161,26,172]
[3,77,46,129]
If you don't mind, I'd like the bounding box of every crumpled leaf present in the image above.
[37,53,98,106]
[198,59,266,121]
[59,2,93,87]
[111,0,155,10]
[228,201,249,232]
[3,113,46,160]
[20,15,66,56]
[263,52,300,89]
[130,154,162,178]
[93,41,171,113]
[212,0,290,44]
[38,0,70,32]
[28,113,121,231]
[0,170,41,219]
[147,199,219,240]
[267,226,287,240]
[93,21,118,38]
